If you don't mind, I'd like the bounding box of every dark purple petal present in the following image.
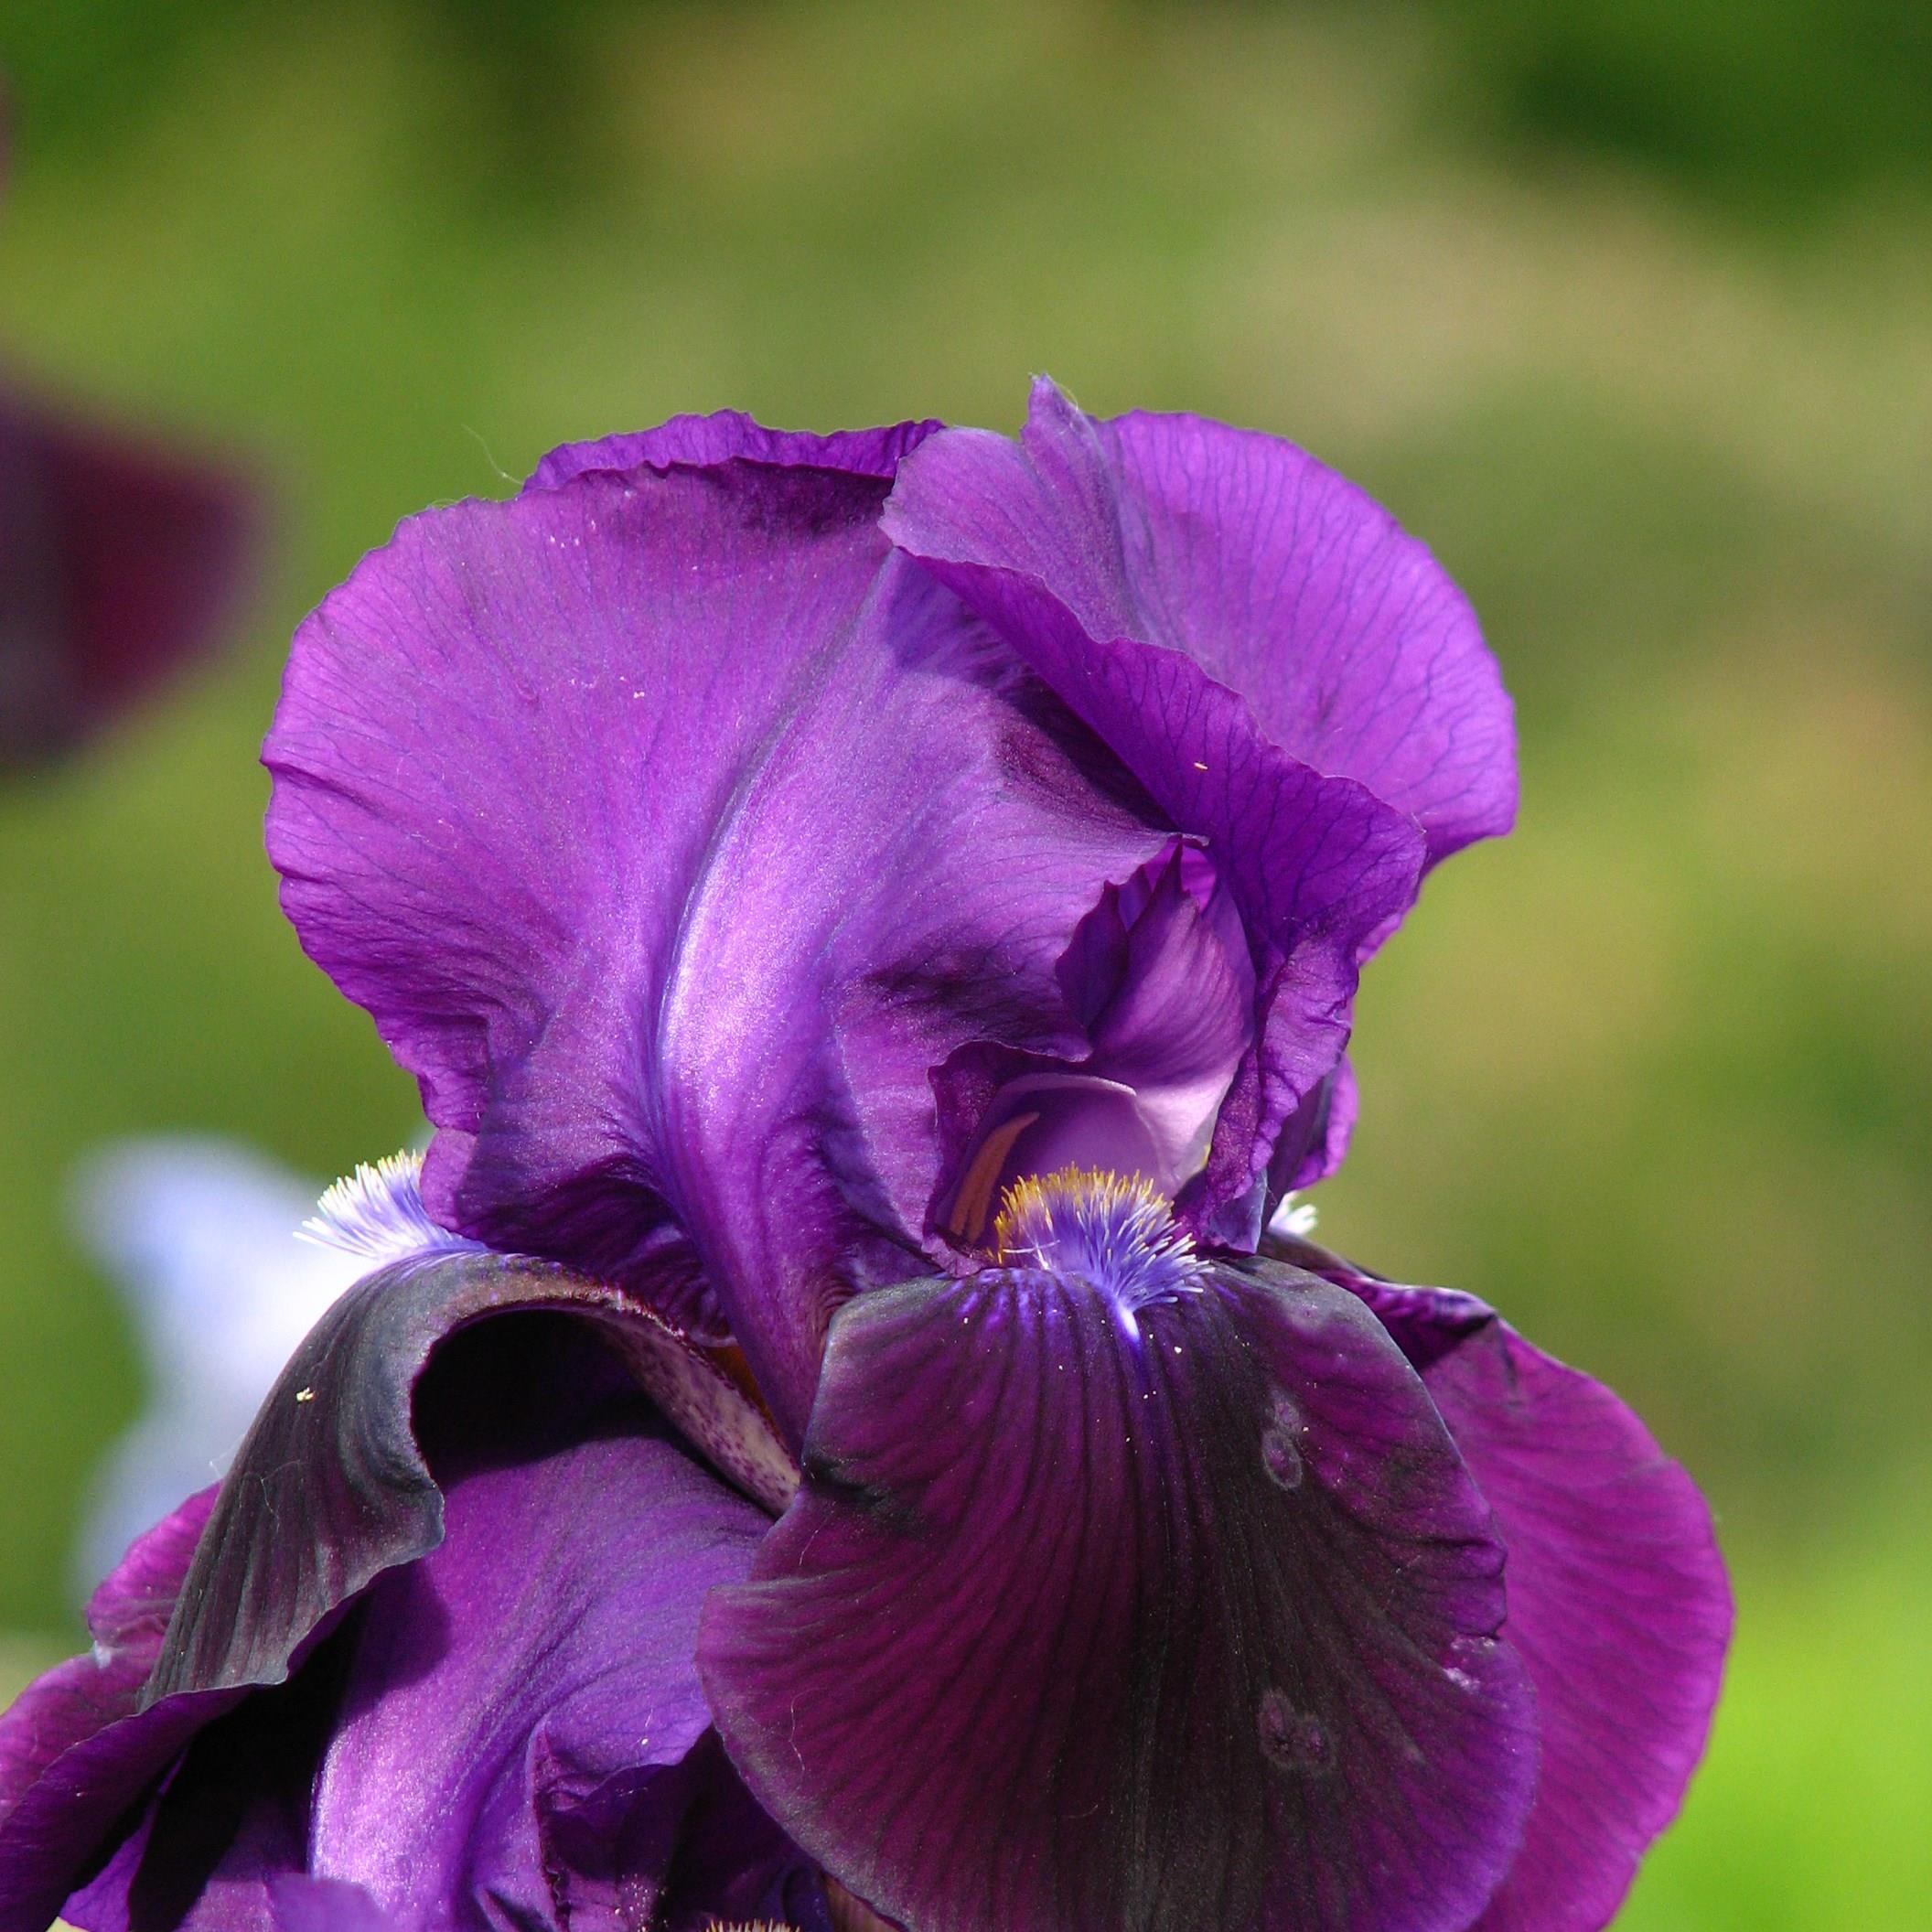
[147,1247,789,1704]
[527,413,942,492]
[266,458,1165,1435]
[543,1732,838,1932]
[700,1251,1538,1932]
[884,388,1426,1225]
[53,1293,801,1932]
[1274,1240,1733,1932]
[0,1494,245,1932]
[299,1323,776,1930]
[66,1651,338,1932]
[1267,1057,1358,1197]
[11,1244,784,1929]
[0,387,258,768]
[887,379,1514,868]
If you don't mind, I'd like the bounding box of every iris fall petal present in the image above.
[700,1249,1539,1932]
[1273,1242,1733,1932]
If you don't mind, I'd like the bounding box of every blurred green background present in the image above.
[1,1,1927,1923]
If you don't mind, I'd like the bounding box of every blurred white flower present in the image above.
[69,1139,377,1594]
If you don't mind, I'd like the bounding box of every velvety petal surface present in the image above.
[266,456,1165,1434]
[527,413,941,492]
[885,385,1429,1217]
[0,387,257,767]
[701,1251,1538,1932]
[1273,1239,1733,1932]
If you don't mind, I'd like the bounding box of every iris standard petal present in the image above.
[883,387,1427,1221]
[0,387,257,768]
[1273,1240,1733,1932]
[886,379,1514,869]
[526,413,942,492]
[266,456,1165,1436]
[700,1229,1539,1932]
[938,846,1257,1239]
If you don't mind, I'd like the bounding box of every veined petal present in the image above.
[266,456,1165,1434]
[527,413,942,493]
[1095,402,1513,866]
[700,1237,1538,1932]
[886,379,1514,869]
[1274,1240,1733,1932]
[884,385,1428,1222]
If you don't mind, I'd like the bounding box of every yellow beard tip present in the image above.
[991,1165,1175,1266]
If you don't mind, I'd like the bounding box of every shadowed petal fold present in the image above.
[7,1246,802,1932]
[700,1254,1538,1932]
[527,413,942,492]
[1277,1242,1733,1932]
[936,845,1258,1240]
[884,383,1434,1213]
[298,1323,777,1931]
[265,455,1166,1436]
[72,1319,787,1932]
[145,1248,790,1705]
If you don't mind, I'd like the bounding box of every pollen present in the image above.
[991,1166,1202,1308]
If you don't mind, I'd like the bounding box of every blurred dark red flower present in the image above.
[0,95,259,769]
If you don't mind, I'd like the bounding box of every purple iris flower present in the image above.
[0,95,258,768]
[0,388,1730,1932]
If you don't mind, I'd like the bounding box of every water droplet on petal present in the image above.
[1257,1688,1333,1775]
[1261,1393,1304,1490]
